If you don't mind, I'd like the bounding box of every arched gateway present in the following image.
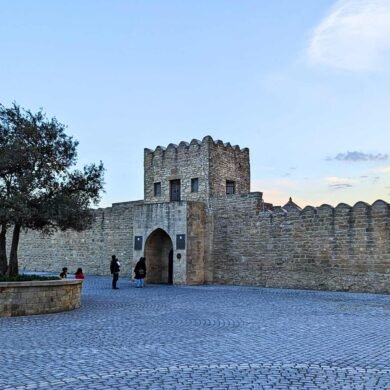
[144,228,173,284]
[133,201,206,285]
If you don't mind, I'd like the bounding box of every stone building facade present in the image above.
[18,136,390,293]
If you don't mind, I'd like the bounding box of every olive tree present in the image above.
[0,103,104,276]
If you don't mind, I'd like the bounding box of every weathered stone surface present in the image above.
[144,135,250,204]
[16,136,390,294]
[0,279,82,317]
[210,195,390,293]
[19,201,143,276]
[132,201,205,285]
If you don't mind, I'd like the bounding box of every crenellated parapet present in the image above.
[211,193,390,292]
[144,138,204,169]
[259,199,389,223]
[144,135,248,159]
[144,135,250,203]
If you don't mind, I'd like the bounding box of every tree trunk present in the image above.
[8,224,20,276]
[0,223,7,276]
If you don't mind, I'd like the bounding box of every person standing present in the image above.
[134,257,146,288]
[110,255,120,289]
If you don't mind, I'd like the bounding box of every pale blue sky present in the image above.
[1,0,389,207]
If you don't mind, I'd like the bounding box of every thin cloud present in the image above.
[326,176,355,185]
[329,183,353,190]
[327,151,388,161]
[308,0,390,71]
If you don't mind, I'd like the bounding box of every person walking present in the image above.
[134,257,146,288]
[110,255,120,289]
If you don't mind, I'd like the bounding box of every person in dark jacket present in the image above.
[59,267,68,279]
[110,255,120,289]
[134,257,146,288]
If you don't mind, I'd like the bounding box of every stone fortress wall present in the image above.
[19,201,142,277]
[19,193,390,293]
[210,193,390,293]
[18,136,390,294]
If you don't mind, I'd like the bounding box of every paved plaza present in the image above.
[1,276,390,389]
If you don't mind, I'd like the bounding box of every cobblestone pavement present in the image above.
[1,276,390,389]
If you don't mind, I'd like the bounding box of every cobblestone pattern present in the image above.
[211,196,390,293]
[0,277,389,388]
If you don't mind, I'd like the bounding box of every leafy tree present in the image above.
[0,103,104,276]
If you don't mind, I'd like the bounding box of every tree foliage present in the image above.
[0,103,105,276]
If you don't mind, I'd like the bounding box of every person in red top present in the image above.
[74,268,85,279]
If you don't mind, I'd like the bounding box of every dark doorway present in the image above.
[170,179,181,201]
[168,249,173,285]
[144,228,173,284]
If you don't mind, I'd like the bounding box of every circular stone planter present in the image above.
[0,279,83,317]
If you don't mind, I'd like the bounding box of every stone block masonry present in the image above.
[132,201,206,284]
[0,279,82,317]
[15,135,390,294]
[210,195,390,293]
[19,200,143,277]
[144,136,250,204]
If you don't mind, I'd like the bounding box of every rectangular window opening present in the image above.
[170,179,181,201]
[226,180,235,195]
[191,178,199,193]
[154,182,161,197]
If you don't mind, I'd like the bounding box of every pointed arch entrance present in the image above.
[144,228,173,284]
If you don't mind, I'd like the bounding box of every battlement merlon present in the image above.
[143,135,251,203]
[262,199,389,218]
[144,135,249,157]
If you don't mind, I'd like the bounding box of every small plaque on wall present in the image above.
[176,234,185,250]
[134,236,143,250]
